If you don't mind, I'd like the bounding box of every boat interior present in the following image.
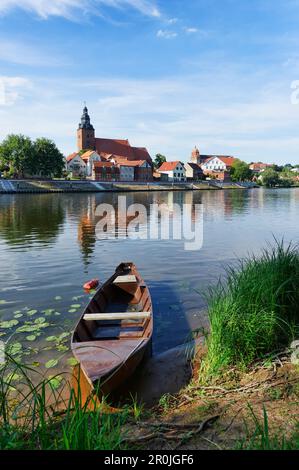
[73,268,152,343]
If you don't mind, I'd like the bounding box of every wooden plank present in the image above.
[83,312,151,321]
[113,275,137,284]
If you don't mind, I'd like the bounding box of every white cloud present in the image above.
[157,29,178,39]
[184,27,198,34]
[0,76,32,106]
[166,17,178,24]
[0,0,161,19]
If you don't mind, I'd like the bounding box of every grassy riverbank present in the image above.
[0,358,130,450]
[201,241,299,378]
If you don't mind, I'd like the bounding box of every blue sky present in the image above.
[1,0,299,164]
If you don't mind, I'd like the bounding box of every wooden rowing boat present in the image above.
[71,262,153,406]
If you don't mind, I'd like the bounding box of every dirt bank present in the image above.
[122,347,299,450]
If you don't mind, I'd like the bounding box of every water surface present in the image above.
[0,189,298,377]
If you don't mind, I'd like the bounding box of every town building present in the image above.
[205,170,231,182]
[185,162,204,181]
[201,156,235,173]
[190,146,236,176]
[157,161,186,182]
[249,162,272,173]
[66,153,86,177]
[92,162,120,181]
[80,150,102,177]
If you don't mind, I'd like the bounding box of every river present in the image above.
[0,188,298,380]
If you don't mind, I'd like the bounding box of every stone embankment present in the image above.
[0,179,257,194]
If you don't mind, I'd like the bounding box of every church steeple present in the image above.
[78,105,94,131]
[191,145,200,164]
[77,105,96,151]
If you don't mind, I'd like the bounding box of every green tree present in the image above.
[154,153,167,169]
[261,168,279,187]
[230,159,252,182]
[0,134,34,178]
[34,138,65,178]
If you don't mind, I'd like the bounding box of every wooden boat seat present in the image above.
[113,275,137,284]
[83,312,150,321]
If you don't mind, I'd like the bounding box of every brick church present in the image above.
[77,106,152,165]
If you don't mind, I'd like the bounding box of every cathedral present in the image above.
[77,106,152,165]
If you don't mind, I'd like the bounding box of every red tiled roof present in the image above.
[95,138,152,164]
[116,159,147,167]
[81,150,99,161]
[202,156,236,167]
[218,156,236,166]
[158,161,181,172]
[249,162,272,170]
[66,152,79,163]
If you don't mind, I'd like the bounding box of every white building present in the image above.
[66,153,86,177]
[81,150,102,177]
[201,156,235,172]
[158,161,186,182]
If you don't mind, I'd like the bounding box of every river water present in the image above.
[0,188,298,379]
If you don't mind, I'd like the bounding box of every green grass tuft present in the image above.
[237,405,299,450]
[201,241,299,377]
[0,356,128,450]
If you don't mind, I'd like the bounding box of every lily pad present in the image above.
[46,336,57,342]
[59,332,69,341]
[16,322,49,333]
[27,310,38,316]
[68,309,77,313]
[67,357,79,367]
[48,375,63,390]
[14,313,23,319]
[56,344,69,352]
[4,372,21,382]
[45,359,58,369]
[71,304,81,309]
[0,300,8,305]
[0,319,19,329]
[34,317,46,324]
[8,342,22,356]
[55,296,62,301]
[26,335,37,341]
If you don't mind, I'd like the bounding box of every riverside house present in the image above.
[92,161,120,181]
[157,161,186,182]
[80,150,102,177]
[66,153,86,177]
[185,162,204,181]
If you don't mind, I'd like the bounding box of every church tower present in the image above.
[77,106,96,151]
[191,146,200,164]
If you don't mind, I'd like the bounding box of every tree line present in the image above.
[0,134,65,179]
